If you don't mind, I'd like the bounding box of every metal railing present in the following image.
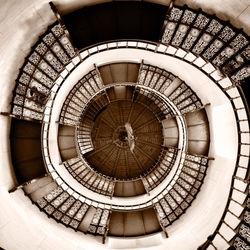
[7,3,249,246]
[40,39,249,247]
[11,21,248,247]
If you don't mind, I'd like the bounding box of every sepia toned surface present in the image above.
[0,1,249,250]
[86,99,162,179]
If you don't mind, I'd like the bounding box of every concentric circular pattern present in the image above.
[6,1,250,247]
[84,100,163,179]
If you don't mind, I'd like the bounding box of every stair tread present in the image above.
[23,176,53,194]
[163,77,182,97]
[185,109,208,126]
[188,140,209,156]
[78,206,96,233]
[29,182,58,202]
[187,123,210,141]
[114,180,146,197]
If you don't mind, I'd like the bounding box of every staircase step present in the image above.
[141,208,161,234]
[23,176,53,194]
[187,123,210,141]
[29,181,58,202]
[186,109,210,155]
[162,117,179,147]
[113,179,146,197]
[78,206,96,233]
[133,180,146,195]
[185,109,209,126]
[163,77,182,97]
[108,211,124,236]
[187,140,209,156]
[123,211,146,236]
[59,147,78,161]
[99,63,139,85]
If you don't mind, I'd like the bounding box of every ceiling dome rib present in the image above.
[5,1,249,249]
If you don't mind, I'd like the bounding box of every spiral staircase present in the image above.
[0,1,249,250]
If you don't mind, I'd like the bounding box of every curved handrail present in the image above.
[40,39,248,247]
[7,1,249,247]
[41,41,196,210]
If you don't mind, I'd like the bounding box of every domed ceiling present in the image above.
[84,97,163,179]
